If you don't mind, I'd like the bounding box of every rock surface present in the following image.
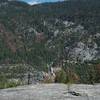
[0,84,100,100]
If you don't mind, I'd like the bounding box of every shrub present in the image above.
[55,69,80,84]
[55,69,67,83]
[0,79,21,89]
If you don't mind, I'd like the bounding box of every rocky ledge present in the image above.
[0,84,100,100]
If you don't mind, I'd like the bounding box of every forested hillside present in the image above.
[0,0,100,70]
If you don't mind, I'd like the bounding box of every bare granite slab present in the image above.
[0,84,100,100]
